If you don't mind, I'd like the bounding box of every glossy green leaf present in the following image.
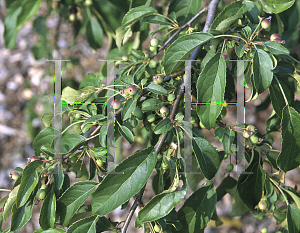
[282,188,300,209]
[264,41,290,55]
[216,176,237,201]
[11,197,35,231]
[210,1,248,32]
[287,204,300,233]
[118,125,134,144]
[168,0,202,25]
[237,158,266,210]
[269,78,293,118]
[41,112,54,128]
[277,106,300,172]
[146,83,168,95]
[33,127,58,157]
[81,115,106,130]
[120,75,134,85]
[62,134,86,154]
[142,98,163,111]
[177,181,217,233]
[222,129,235,155]
[115,26,132,49]
[61,87,81,103]
[66,215,99,233]
[258,0,295,14]
[122,98,137,121]
[3,184,20,221]
[235,42,247,58]
[245,1,260,24]
[273,61,294,75]
[86,18,103,49]
[164,32,214,75]
[135,175,187,228]
[122,6,157,27]
[56,181,97,227]
[16,160,43,207]
[252,49,273,95]
[192,137,220,180]
[92,147,157,216]
[39,190,56,229]
[154,118,173,134]
[4,0,42,49]
[99,122,109,147]
[79,73,101,89]
[196,53,226,129]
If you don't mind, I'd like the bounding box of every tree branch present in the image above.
[158,6,208,53]
[121,185,146,233]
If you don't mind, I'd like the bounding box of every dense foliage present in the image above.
[1,0,300,232]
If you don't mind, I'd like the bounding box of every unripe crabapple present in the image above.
[149,60,157,69]
[111,99,121,109]
[10,172,19,180]
[150,38,159,47]
[127,85,137,95]
[69,14,75,22]
[261,18,271,29]
[260,227,268,233]
[250,134,259,144]
[258,200,268,211]
[227,163,234,172]
[122,55,128,62]
[147,114,156,123]
[153,75,163,84]
[160,106,169,117]
[270,33,281,41]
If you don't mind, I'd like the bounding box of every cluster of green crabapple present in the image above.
[68,0,92,22]
[261,17,285,44]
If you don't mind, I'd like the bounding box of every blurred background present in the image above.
[0,0,300,232]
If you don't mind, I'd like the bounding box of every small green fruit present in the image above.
[69,14,75,21]
[111,99,121,109]
[160,106,169,117]
[246,125,256,132]
[243,130,252,138]
[175,113,184,121]
[154,223,161,232]
[250,135,259,144]
[76,170,83,178]
[10,172,19,180]
[127,85,137,95]
[149,60,157,68]
[150,46,157,54]
[122,55,128,62]
[168,93,175,101]
[150,38,159,47]
[270,33,281,41]
[96,159,103,167]
[75,113,81,119]
[161,162,169,170]
[133,107,143,120]
[147,114,156,123]
[227,164,234,172]
[260,227,268,233]
[120,88,128,97]
[261,18,271,29]
[37,189,46,200]
[144,51,150,58]
[41,184,47,190]
[258,200,268,211]
[153,75,163,84]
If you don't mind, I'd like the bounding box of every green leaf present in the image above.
[237,158,266,210]
[216,176,237,201]
[66,215,99,233]
[154,118,173,134]
[142,98,163,111]
[53,166,65,197]
[118,125,134,144]
[4,0,42,49]
[252,49,273,95]
[3,184,20,221]
[34,228,66,233]
[177,181,217,232]
[62,134,86,154]
[245,1,260,24]
[61,87,82,103]
[92,147,157,216]
[273,61,294,75]
[41,112,54,127]
[99,122,109,147]
[222,129,235,155]
[86,18,103,50]
[120,75,134,85]
[81,114,106,131]
[277,106,300,172]
[11,197,34,231]
[235,42,247,58]
[91,147,107,158]
[269,78,293,118]
[282,188,300,209]
[115,26,132,49]
[146,83,168,95]
[264,41,290,55]
[56,181,97,227]
[33,127,58,157]
[196,53,226,129]
[210,1,248,33]
[16,160,43,207]
[287,204,300,233]
[192,137,220,180]
[163,32,214,75]
[121,6,157,27]
[258,0,295,14]
[135,175,187,228]
[79,73,101,89]
[122,98,137,121]
[39,190,56,229]
[168,0,202,25]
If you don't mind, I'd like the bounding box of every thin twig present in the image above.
[158,6,208,52]
[121,185,146,233]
